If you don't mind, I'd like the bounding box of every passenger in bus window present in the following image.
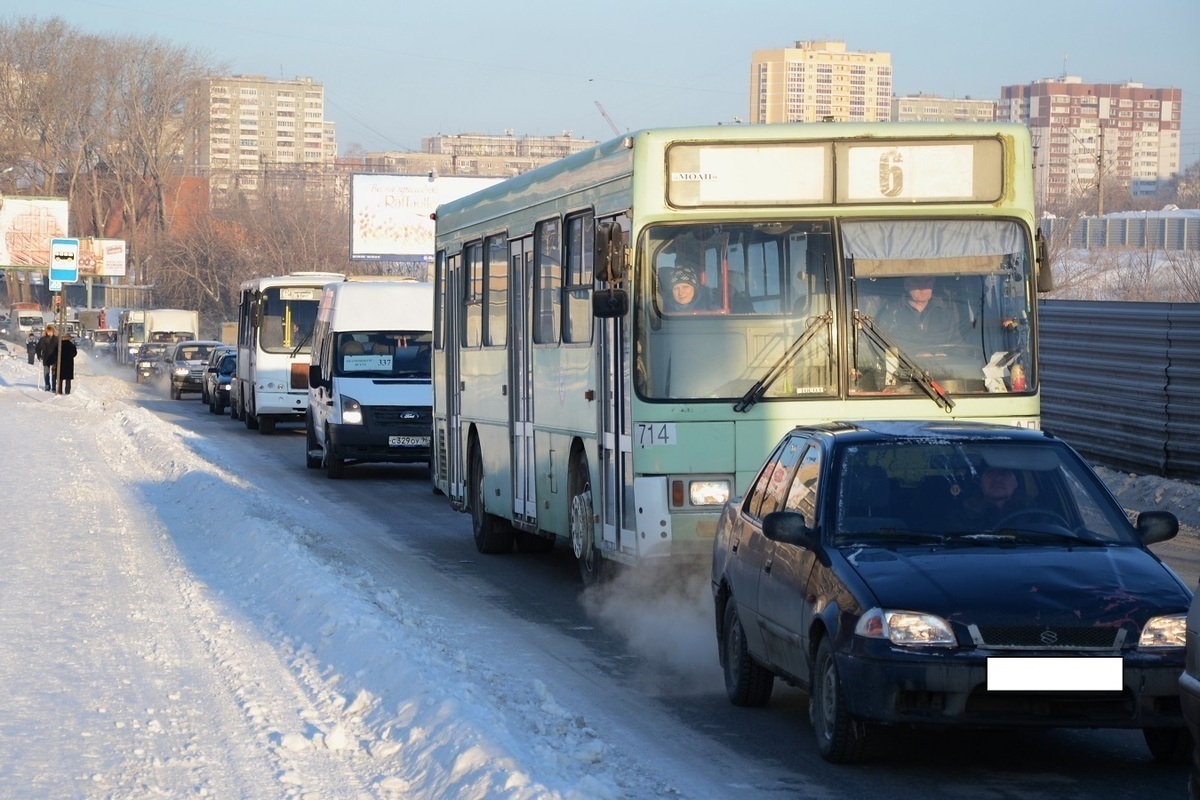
[875,276,964,357]
[662,265,706,312]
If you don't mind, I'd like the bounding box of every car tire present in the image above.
[170,383,181,400]
[1144,726,1192,764]
[721,601,774,707]
[208,396,218,414]
[811,637,869,764]
[469,445,513,554]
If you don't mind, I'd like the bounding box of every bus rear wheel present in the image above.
[469,446,513,554]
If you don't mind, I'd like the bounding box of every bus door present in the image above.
[596,217,636,555]
[510,238,537,527]
[442,253,467,506]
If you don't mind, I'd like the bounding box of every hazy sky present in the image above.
[8,0,1200,165]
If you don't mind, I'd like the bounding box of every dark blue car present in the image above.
[712,420,1191,764]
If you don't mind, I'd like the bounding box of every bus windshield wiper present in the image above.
[734,312,832,413]
[854,311,955,411]
[290,329,312,357]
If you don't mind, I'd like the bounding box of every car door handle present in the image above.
[731,539,740,553]
[763,558,773,575]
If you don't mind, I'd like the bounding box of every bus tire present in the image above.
[244,398,259,430]
[569,451,610,585]
[305,415,321,469]
[324,433,344,479]
[469,445,513,554]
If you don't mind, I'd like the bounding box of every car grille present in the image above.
[366,406,431,429]
[968,624,1126,651]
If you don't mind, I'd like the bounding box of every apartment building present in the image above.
[749,40,893,124]
[892,94,996,123]
[998,76,1182,211]
[195,75,337,204]
[350,131,598,178]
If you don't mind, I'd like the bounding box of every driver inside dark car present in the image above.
[953,466,1026,529]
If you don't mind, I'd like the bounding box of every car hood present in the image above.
[843,544,1191,625]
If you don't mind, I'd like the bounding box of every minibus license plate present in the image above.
[390,436,429,447]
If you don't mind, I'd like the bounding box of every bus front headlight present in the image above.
[688,479,730,507]
[340,394,363,425]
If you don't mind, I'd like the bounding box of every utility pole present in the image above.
[1097,126,1105,217]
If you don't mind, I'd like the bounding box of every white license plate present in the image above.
[987,657,1122,691]
[389,436,429,447]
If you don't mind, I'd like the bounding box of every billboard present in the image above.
[78,238,127,277]
[350,174,503,262]
[0,197,69,269]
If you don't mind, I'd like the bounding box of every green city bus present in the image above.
[432,122,1050,583]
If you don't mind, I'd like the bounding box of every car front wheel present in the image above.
[811,637,869,764]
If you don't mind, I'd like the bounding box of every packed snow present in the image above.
[1,343,1198,799]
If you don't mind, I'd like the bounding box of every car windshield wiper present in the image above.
[835,529,947,545]
[854,310,955,411]
[734,312,832,413]
[992,528,1108,546]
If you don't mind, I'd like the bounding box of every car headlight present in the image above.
[1139,614,1187,648]
[340,394,363,425]
[856,608,957,647]
[173,366,189,376]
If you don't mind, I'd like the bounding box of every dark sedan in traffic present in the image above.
[712,420,1191,764]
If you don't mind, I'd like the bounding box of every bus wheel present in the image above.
[324,434,344,479]
[305,415,321,469]
[244,399,259,430]
[469,446,513,554]
[569,452,609,585]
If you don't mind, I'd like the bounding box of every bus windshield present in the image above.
[637,218,1032,403]
[336,331,432,378]
[259,287,321,353]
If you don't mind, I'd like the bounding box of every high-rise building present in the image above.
[749,40,893,124]
[349,132,598,178]
[195,75,337,205]
[998,77,1182,211]
[892,94,996,123]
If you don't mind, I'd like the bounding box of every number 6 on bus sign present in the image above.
[635,422,676,447]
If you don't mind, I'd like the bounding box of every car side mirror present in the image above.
[762,511,819,549]
[308,363,327,390]
[1136,510,1178,546]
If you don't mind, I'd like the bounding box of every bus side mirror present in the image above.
[593,289,628,319]
[1035,228,1054,293]
[595,220,628,284]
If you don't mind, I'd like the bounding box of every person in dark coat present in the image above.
[56,332,78,395]
[35,325,58,391]
[25,332,36,365]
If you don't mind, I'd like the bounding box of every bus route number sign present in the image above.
[635,422,676,447]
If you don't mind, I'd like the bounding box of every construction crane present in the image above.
[594,101,621,136]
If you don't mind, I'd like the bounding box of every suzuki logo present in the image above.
[1039,629,1059,645]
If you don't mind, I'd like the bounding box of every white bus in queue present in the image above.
[305,279,434,479]
[232,272,345,434]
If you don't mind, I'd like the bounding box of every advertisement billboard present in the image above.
[78,238,127,277]
[350,174,503,262]
[0,197,69,269]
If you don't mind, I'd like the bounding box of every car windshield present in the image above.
[830,437,1136,546]
[336,331,432,378]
